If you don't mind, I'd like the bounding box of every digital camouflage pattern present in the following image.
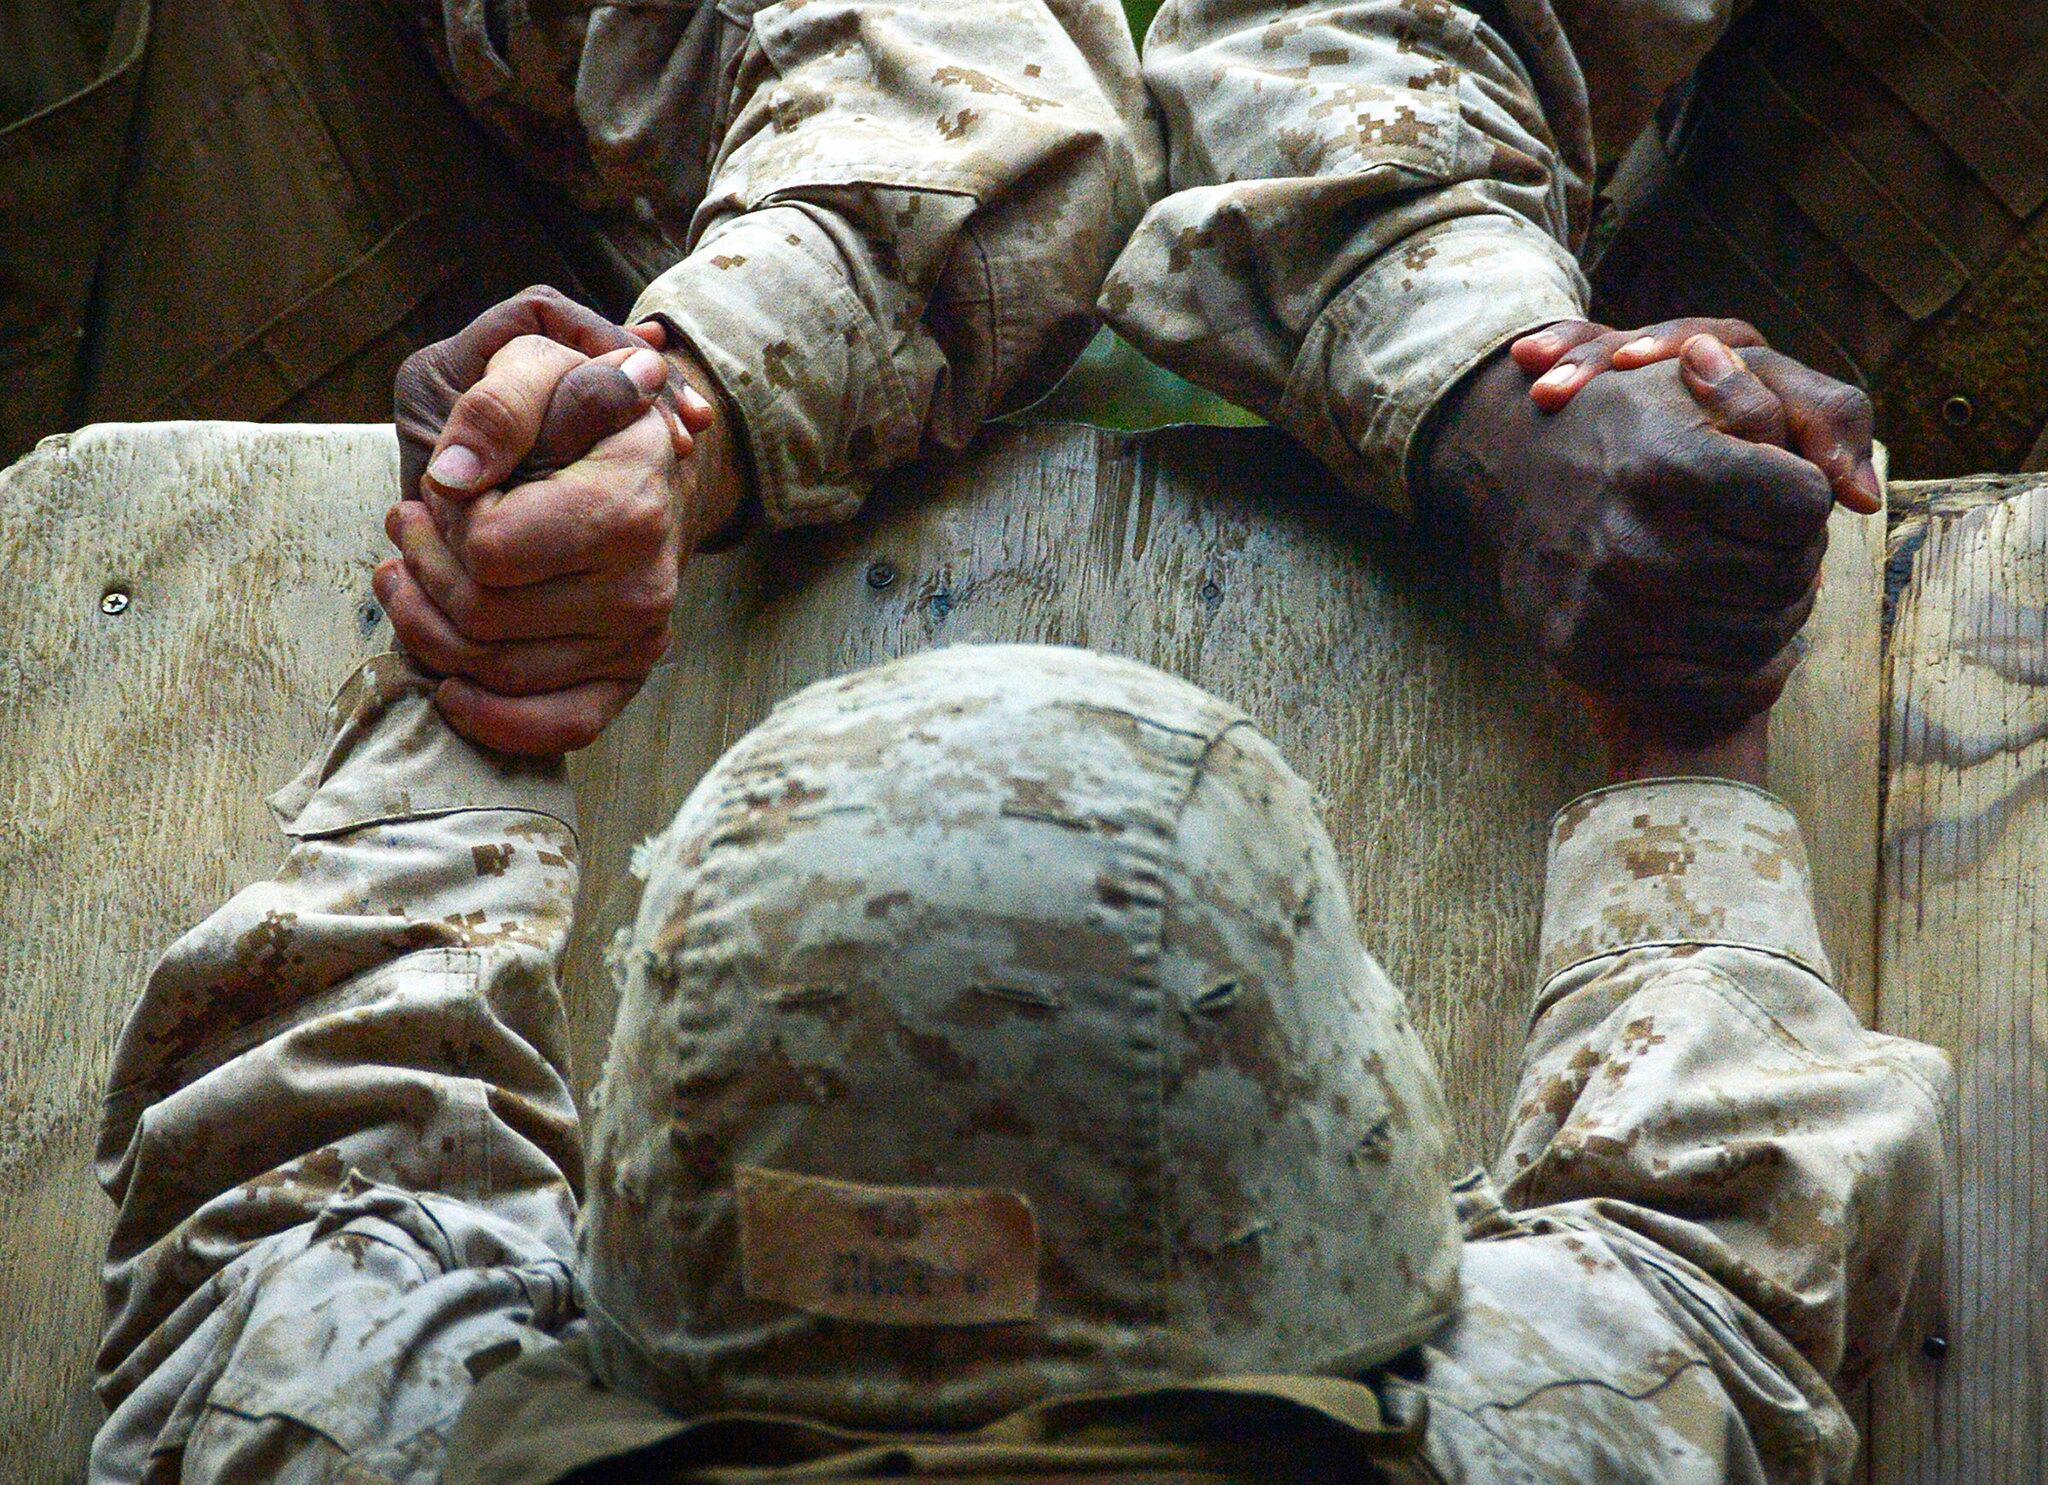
[0,0,1150,503]
[1100,0,1745,511]
[579,645,1462,1427]
[410,0,1158,527]
[89,655,584,1485]
[91,649,1949,1484]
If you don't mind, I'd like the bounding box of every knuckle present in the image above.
[457,383,523,447]
[470,649,527,695]
[1539,599,1602,674]
[386,605,433,652]
[1730,386,1782,432]
[393,351,436,400]
[1794,538,1827,591]
[1820,382,1874,430]
[1628,433,1689,497]
[556,707,604,752]
[618,492,674,549]
[1788,468,1836,528]
[1757,540,1812,586]
[463,526,521,587]
[621,569,679,625]
[451,593,508,643]
[1589,508,1649,585]
[436,577,479,629]
[629,624,673,669]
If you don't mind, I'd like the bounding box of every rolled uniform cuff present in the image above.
[267,654,575,840]
[1537,779,1831,989]
[631,207,898,530]
[1279,218,1585,517]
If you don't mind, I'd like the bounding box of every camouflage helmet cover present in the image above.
[579,645,1461,1428]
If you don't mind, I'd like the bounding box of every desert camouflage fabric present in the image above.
[91,649,1948,1484]
[578,644,1462,1428]
[1102,0,1744,512]
[407,0,1155,527]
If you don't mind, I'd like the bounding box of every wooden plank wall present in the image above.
[0,420,1883,1480]
[1869,476,2048,1485]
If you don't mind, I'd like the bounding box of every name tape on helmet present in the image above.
[736,1165,1039,1326]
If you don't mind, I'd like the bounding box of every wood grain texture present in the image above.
[1868,477,2048,1485]
[1774,479,1888,1024]
[0,423,395,1483]
[0,419,1885,1481]
[565,423,1613,1169]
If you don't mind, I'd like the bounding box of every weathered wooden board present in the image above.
[0,419,1884,1482]
[0,424,394,1482]
[565,423,1887,1131]
[563,422,1610,1163]
[1868,477,2048,1485]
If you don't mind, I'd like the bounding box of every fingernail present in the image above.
[1683,334,1737,381]
[622,348,667,395]
[680,382,714,418]
[662,405,695,457]
[427,444,484,490]
[1533,364,1576,389]
[1619,337,1658,357]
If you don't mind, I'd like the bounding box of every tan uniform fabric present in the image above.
[1100,0,2048,504]
[0,0,1151,524]
[577,646,1463,1429]
[91,653,1948,1484]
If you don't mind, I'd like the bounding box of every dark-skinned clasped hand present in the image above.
[381,287,739,756]
[1424,330,1877,745]
[1508,316,1882,513]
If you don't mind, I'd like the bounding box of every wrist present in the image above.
[648,328,757,553]
[1416,343,1522,536]
[1600,712,1771,789]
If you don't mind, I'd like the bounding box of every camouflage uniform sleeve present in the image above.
[88,656,584,1485]
[1500,779,1952,1392]
[627,0,1152,529]
[1097,0,1587,513]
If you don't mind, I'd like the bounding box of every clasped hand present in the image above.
[382,286,744,754]
[1428,314,1880,749]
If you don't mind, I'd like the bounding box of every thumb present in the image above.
[1678,334,1789,447]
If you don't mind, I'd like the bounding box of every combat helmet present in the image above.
[578,644,1463,1428]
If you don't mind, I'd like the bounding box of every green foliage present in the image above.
[1014,329,1264,432]
[1013,0,1263,430]
[1122,0,1166,39]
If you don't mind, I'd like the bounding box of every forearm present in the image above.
[638,0,1147,529]
[1500,777,1951,1386]
[1103,0,1590,512]
[95,656,583,1405]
